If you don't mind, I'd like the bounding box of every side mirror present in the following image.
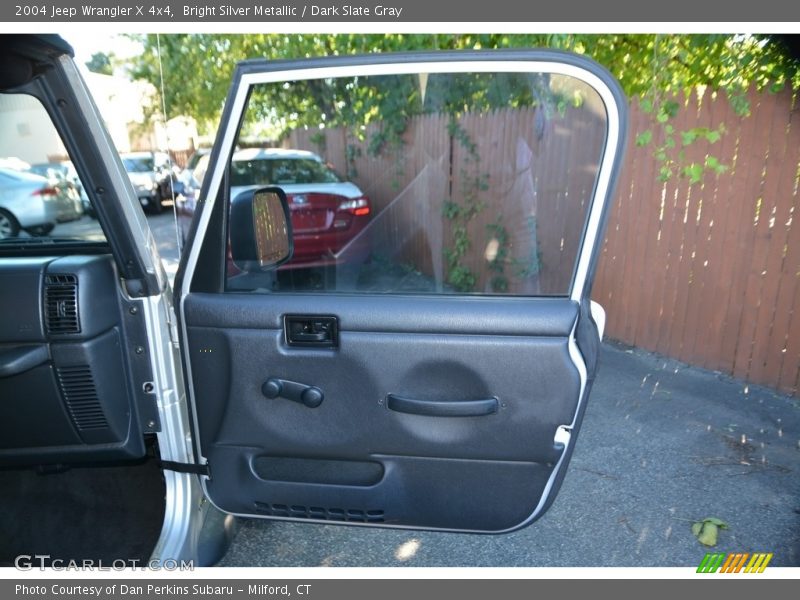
[230,186,293,271]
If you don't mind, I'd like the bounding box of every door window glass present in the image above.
[223,69,607,296]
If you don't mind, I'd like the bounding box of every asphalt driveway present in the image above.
[146,213,800,568]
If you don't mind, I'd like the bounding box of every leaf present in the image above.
[684,163,703,184]
[663,100,681,118]
[635,130,653,147]
[696,522,720,546]
[692,517,729,547]
[705,156,729,175]
[770,81,785,94]
[640,97,654,114]
[706,130,722,144]
[681,131,698,146]
[705,517,728,528]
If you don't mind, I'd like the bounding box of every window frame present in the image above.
[179,50,628,304]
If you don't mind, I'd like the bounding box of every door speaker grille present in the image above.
[56,365,108,431]
[254,502,384,523]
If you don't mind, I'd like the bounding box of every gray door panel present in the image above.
[185,293,582,532]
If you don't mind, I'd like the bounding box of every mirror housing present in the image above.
[230,186,293,271]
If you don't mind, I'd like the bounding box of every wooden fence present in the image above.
[287,88,800,396]
[594,88,800,396]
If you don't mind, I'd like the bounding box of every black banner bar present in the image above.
[2,0,800,22]
[2,579,799,600]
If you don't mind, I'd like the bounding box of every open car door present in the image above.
[175,50,627,532]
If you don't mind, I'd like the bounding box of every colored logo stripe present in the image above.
[720,553,748,573]
[697,552,773,573]
[744,553,773,573]
[697,553,726,573]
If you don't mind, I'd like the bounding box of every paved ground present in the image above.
[142,212,800,567]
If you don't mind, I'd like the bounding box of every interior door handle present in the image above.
[291,331,328,343]
[386,394,498,417]
[284,315,338,347]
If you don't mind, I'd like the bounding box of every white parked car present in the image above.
[0,166,83,238]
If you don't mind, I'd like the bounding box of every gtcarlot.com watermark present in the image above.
[14,555,194,571]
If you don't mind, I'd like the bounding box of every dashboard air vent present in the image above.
[44,274,79,334]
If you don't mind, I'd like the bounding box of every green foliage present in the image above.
[442,124,487,293]
[485,219,511,293]
[85,51,114,75]
[635,130,653,147]
[308,131,327,156]
[125,33,800,137]
[646,121,729,183]
[125,33,799,190]
[445,263,477,292]
[511,216,542,279]
[442,188,480,293]
[344,142,361,180]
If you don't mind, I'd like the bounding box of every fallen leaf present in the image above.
[692,518,729,546]
[696,522,719,546]
[705,518,728,529]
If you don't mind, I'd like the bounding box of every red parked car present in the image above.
[177,148,371,275]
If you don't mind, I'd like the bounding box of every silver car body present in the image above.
[0,166,82,230]
[121,151,170,205]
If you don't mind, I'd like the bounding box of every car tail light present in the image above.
[337,196,370,216]
[32,187,59,199]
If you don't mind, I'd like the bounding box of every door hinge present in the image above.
[158,460,210,477]
[165,306,181,348]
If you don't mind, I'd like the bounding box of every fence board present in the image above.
[629,99,661,349]
[729,91,779,379]
[671,90,710,359]
[678,89,715,363]
[655,96,694,357]
[690,89,736,369]
[748,90,799,384]
[714,90,772,376]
